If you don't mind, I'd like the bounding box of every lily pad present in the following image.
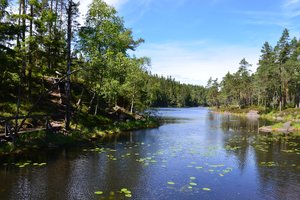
[125,194,132,198]
[167,182,175,185]
[121,188,131,194]
[202,188,211,191]
[94,191,103,195]
[38,163,47,167]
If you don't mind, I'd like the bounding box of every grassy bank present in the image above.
[0,115,159,156]
[211,105,265,116]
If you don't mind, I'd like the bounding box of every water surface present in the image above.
[1,108,300,199]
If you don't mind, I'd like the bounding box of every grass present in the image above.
[291,122,300,130]
[271,122,284,129]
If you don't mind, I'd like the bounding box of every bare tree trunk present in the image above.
[55,0,59,27]
[94,95,99,116]
[17,0,21,47]
[65,0,73,130]
[48,0,53,69]
[60,0,63,30]
[279,65,282,111]
[28,2,33,97]
[88,91,95,113]
[130,94,134,113]
[15,0,24,138]
[21,0,26,79]
[76,87,84,111]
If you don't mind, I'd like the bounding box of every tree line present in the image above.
[0,0,206,128]
[206,28,300,111]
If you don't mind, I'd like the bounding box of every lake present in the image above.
[1,107,300,200]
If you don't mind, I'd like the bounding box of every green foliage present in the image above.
[0,0,206,145]
[208,29,300,113]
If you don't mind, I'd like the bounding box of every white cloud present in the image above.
[284,0,300,7]
[133,41,260,85]
[282,0,300,19]
[235,0,300,28]
[104,0,129,8]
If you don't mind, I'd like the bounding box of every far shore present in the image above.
[211,107,300,134]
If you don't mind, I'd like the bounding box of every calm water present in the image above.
[1,107,300,200]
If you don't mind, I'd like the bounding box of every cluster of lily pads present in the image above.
[82,140,238,196]
[94,188,132,198]
[167,177,211,192]
[82,131,300,197]
[259,161,278,167]
[2,161,47,168]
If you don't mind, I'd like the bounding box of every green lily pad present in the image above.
[189,177,196,180]
[94,191,103,195]
[167,182,175,185]
[38,163,47,167]
[202,188,211,191]
[189,182,197,186]
[125,194,132,198]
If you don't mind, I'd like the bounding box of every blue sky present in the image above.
[79,0,300,85]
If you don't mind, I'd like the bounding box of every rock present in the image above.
[259,121,294,133]
[112,106,144,121]
[275,117,284,121]
[246,110,260,119]
[258,126,273,133]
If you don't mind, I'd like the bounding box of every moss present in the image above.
[271,122,284,129]
[291,122,300,130]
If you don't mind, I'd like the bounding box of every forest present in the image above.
[206,28,300,112]
[2,0,300,136]
[0,0,206,133]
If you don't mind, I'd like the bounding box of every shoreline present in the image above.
[0,117,160,157]
[211,107,300,134]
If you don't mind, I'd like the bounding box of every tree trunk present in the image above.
[130,94,134,113]
[15,0,25,138]
[28,3,33,97]
[65,0,72,130]
[17,0,21,48]
[76,87,84,111]
[279,65,282,111]
[60,0,63,30]
[88,91,96,113]
[21,0,26,80]
[55,0,59,27]
[94,95,99,116]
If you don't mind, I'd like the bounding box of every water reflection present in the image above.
[0,108,300,200]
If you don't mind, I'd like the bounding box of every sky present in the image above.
[77,0,300,85]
